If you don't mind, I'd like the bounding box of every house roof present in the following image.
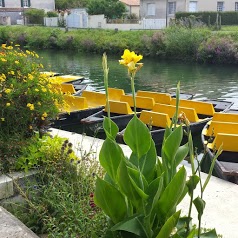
[120,0,140,6]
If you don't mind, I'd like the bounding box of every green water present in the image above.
[39,49,238,109]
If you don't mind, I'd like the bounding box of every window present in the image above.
[217,2,224,12]
[235,2,238,11]
[147,3,155,16]
[21,0,31,7]
[189,1,198,12]
[168,2,176,15]
[0,0,5,7]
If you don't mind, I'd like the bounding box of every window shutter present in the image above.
[21,0,23,7]
[2,0,5,7]
[28,0,31,7]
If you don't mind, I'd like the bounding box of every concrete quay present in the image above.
[50,128,238,238]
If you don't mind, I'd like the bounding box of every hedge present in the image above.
[175,11,238,25]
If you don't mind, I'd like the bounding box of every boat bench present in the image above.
[139,110,171,128]
[152,103,202,123]
[108,88,125,101]
[120,95,155,110]
[207,133,238,152]
[52,83,77,94]
[212,112,238,123]
[202,121,238,137]
[137,90,171,105]
[170,99,215,116]
[81,91,106,108]
[60,95,89,113]
[52,75,84,84]
[104,101,133,115]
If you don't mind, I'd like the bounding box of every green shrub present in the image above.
[164,27,210,60]
[24,9,45,25]
[46,11,58,18]
[197,36,238,64]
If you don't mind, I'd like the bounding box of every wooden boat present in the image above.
[52,83,87,96]
[80,91,197,138]
[201,111,238,184]
[52,88,125,128]
[117,99,233,145]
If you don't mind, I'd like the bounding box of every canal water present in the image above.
[39,49,238,108]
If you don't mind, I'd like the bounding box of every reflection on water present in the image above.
[39,49,238,108]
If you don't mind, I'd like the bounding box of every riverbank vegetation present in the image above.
[1,25,238,64]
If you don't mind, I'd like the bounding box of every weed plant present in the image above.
[4,137,108,237]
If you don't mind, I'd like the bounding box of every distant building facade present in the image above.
[0,0,55,25]
[140,0,238,25]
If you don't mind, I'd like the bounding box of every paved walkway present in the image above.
[50,128,238,238]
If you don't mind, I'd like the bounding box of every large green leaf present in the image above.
[111,214,148,237]
[200,229,218,237]
[156,167,187,219]
[103,117,119,139]
[162,126,183,164]
[155,210,181,238]
[139,138,157,183]
[124,115,151,159]
[174,143,189,167]
[99,137,124,181]
[146,175,164,215]
[117,159,141,208]
[127,167,149,200]
[94,177,127,224]
[193,196,206,219]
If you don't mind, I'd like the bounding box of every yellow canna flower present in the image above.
[119,49,143,74]
[5,89,11,94]
[6,102,11,107]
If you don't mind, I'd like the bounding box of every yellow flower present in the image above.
[15,44,20,47]
[5,89,11,94]
[1,58,7,62]
[1,118,5,122]
[119,49,143,73]
[2,44,6,48]
[27,103,34,111]
[41,87,47,92]
[37,102,41,106]
[15,60,19,64]
[28,74,34,80]
[29,125,33,129]
[6,102,11,107]
[42,112,48,118]
[35,88,39,92]
[41,117,45,120]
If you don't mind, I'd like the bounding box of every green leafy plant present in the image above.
[5,138,108,237]
[94,50,220,237]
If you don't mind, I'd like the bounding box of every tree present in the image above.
[55,0,88,10]
[87,0,126,19]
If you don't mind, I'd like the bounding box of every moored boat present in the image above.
[201,111,238,184]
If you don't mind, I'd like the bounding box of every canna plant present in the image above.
[94,49,219,238]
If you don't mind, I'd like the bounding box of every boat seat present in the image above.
[137,90,171,104]
[212,112,238,123]
[202,121,238,137]
[51,75,84,84]
[52,83,76,94]
[139,110,171,128]
[152,103,203,123]
[170,98,215,116]
[120,95,155,110]
[81,91,106,108]
[104,101,133,115]
[108,88,125,101]
[60,95,89,113]
[207,133,238,152]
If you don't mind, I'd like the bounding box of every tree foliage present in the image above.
[55,0,88,10]
[87,0,126,19]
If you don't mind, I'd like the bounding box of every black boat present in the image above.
[201,111,238,184]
